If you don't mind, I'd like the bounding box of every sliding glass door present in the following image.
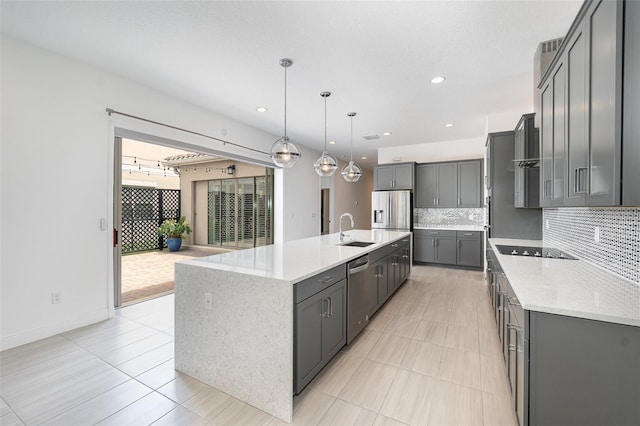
[207,173,273,248]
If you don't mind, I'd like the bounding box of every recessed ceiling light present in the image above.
[256,107,268,112]
[361,156,367,160]
[329,140,336,145]
[383,132,392,136]
[431,76,446,84]
[444,123,454,127]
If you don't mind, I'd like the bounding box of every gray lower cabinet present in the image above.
[294,276,346,394]
[528,312,640,426]
[414,229,481,268]
[490,257,640,426]
[456,231,482,267]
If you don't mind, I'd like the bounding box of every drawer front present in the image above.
[456,230,482,239]
[414,229,457,237]
[295,264,347,303]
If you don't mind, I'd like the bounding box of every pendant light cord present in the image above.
[283,66,287,140]
[324,96,327,152]
[350,115,354,161]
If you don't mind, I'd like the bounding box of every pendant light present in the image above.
[314,91,338,176]
[342,112,363,182]
[270,58,301,168]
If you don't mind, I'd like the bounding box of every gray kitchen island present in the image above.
[174,229,412,422]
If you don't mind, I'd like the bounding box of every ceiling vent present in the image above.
[534,37,564,87]
[362,134,380,140]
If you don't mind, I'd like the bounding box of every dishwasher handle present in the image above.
[348,256,369,275]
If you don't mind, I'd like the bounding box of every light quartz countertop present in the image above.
[181,229,411,284]
[489,238,640,327]
[414,226,485,231]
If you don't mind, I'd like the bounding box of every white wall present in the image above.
[0,36,321,350]
[332,161,373,232]
[378,137,485,164]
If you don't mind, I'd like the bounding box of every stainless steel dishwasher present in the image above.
[346,254,370,344]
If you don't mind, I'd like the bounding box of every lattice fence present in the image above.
[121,186,180,254]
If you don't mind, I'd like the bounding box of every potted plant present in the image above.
[158,216,192,252]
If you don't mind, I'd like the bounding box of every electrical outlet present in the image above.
[205,293,213,310]
[51,292,61,304]
[594,226,600,242]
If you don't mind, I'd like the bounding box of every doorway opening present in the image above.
[114,136,274,307]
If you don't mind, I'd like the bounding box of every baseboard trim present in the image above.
[0,308,110,351]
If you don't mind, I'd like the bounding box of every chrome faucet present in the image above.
[339,213,355,242]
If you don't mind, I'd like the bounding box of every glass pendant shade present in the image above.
[270,58,301,168]
[270,136,301,168]
[315,91,337,176]
[342,160,362,182]
[314,151,338,176]
[343,111,362,182]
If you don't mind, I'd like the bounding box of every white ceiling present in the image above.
[1,0,581,168]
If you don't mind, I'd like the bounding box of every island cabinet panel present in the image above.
[374,258,389,310]
[294,275,347,394]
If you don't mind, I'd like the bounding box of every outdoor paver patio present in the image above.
[121,245,230,305]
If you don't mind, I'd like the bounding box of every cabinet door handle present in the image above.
[327,297,333,317]
[322,298,329,318]
[507,323,522,332]
[457,198,461,206]
[432,239,435,247]
[544,179,552,198]
[436,197,439,206]
[391,243,399,247]
[319,276,333,284]
[463,233,473,236]
[577,167,588,193]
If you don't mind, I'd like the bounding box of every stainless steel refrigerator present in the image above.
[371,190,412,231]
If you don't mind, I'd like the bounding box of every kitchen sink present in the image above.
[340,241,375,247]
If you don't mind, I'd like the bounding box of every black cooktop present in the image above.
[495,245,577,260]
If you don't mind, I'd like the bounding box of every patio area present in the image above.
[121,245,231,305]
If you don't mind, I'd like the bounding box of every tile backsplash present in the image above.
[544,207,640,284]
[414,208,486,229]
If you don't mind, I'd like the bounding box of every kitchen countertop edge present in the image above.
[179,229,412,285]
[489,238,640,328]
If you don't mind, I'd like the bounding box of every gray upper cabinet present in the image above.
[457,160,483,207]
[540,82,554,207]
[416,164,437,207]
[373,163,415,190]
[566,24,588,205]
[539,0,628,207]
[624,0,640,205]
[514,114,539,208]
[436,162,458,207]
[416,160,482,208]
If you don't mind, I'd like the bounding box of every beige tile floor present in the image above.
[0,266,517,426]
